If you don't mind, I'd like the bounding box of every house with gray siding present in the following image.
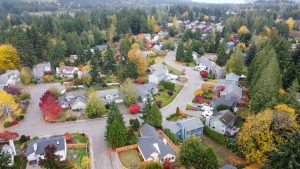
[164,118,204,140]
[208,110,235,135]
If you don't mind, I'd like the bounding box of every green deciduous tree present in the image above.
[121,79,138,106]
[225,48,247,75]
[85,92,106,118]
[179,135,218,169]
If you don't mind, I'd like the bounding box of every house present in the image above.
[144,33,151,42]
[95,44,108,52]
[164,118,204,140]
[96,89,123,104]
[225,73,240,85]
[138,124,176,163]
[26,135,67,165]
[153,44,163,51]
[148,64,169,84]
[209,96,237,112]
[56,66,79,78]
[58,91,86,110]
[220,84,242,102]
[0,70,20,89]
[158,31,169,39]
[208,110,235,135]
[1,140,16,166]
[32,62,51,80]
[69,55,78,62]
[221,164,237,169]
[196,57,225,78]
[136,83,159,103]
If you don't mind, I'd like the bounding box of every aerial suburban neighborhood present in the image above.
[0,0,300,169]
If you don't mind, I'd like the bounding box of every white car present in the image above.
[197,103,213,111]
[194,66,206,72]
[202,109,213,118]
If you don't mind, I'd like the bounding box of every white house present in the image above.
[138,124,176,163]
[207,110,235,135]
[0,70,20,89]
[26,135,67,165]
[148,64,169,84]
[56,66,79,78]
[32,62,51,80]
[96,89,123,104]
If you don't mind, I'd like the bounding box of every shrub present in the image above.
[167,90,173,96]
[200,71,208,78]
[129,103,140,114]
[186,104,191,110]
[48,86,61,98]
[204,126,229,146]
[127,129,138,145]
[164,129,179,144]
[156,100,162,108]
[201,83,214,92]
[4,86,21,96]
[19,93,31,100]
[11,120,19,126]
[43,75,52,82]
[134,77,147,84]
[19,135,30,143]
[194,89,204,96]
[16,114,24,120]
[129,118,140,131]
[159,80,175,91]
[3,121,12,128]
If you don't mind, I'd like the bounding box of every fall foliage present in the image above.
[238,26,249,34]
[286,17,294,31]
[0,89,22,117]
[0,44,21,74]
[39,91,63,121]
[0,131,19,141]
[128,48,148,75]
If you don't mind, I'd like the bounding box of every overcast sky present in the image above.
[192,0,245,4]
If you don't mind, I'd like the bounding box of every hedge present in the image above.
[164,129,179,144]
[204,126,229,146]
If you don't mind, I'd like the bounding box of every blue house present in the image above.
[164,118,204,140]
[225,73,240,85]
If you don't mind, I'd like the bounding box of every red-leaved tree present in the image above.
[200,71,208,78]
[0,131,19,141]
[39,91,63,121]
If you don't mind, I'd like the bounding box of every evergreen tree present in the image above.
[250,55,281,112]
[143,101,162,128]
[284,79,299,110]
[225,48,246,75]
[105,102,123,139]
[120,37,131,59]
[107,119,127,147]
[90,55,101,84]
[103,45,116,74]
[246,42,256,66]
[176,42,185,61]
[65,31,81,55]
[216,44,228,66]
[48,42,67,67]
[184,46,193,62]
[262,131,300,169]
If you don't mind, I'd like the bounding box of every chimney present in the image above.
[57,141,60,145]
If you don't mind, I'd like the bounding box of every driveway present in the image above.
[3,51,202,169]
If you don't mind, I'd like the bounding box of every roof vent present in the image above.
[163,138,167,145]
[33,143,38,152]
[57,141,59,145]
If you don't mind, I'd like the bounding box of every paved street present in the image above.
[1,51,202,169]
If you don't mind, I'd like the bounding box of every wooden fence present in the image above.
[67,143,88,148]
[115,144,138,169]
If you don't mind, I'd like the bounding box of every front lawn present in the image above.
[67,147,89,168]
[154,85,182,107]
[118,149,142,169]
[166,65,181,75]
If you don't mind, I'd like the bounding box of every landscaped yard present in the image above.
[67,147,89,168]
[118,149,142,169]
[72,133,89,144]
[201,135,246,167]
[154,85,183,107]
[166,65,181,75]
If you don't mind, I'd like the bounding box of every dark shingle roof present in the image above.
[26,135,66,156]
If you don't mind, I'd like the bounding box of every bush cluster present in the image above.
[204,126,229,146]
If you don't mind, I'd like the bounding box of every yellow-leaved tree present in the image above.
[172,16,178,29]
[128,48,148,76]
[0,44,21,74]
[0,90,22,117]
[20,67,33,85]
[204,15,209,22]
[286,17,294,31]
[237,105,299,164]
[237,26,249,35]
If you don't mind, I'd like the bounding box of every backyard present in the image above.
[118,149,142,169]
[67,147,89,168]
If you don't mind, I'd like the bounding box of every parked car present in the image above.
[202,109,213,118]
[197,103,213,111]
[194,66,206,72]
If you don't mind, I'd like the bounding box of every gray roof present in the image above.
[138,124,176,161]
[32,62,51,78]
[177,118,204,132]
[151,63,168,77]
[96,45,108,51]
[164,122,181,134]
[210,97,236,109]
[1,144,13,154]
[212,110,235,126]
[216,80,236,88]
[96,89,122,98]
[225,73,240,82]
[221,84,242,100]
[0,70,20,85]
[136,83,157,98]
[64,91,86,100]
[26,135,66,156]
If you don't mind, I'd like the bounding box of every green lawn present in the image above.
[118,149,142,169]
[166,65,181,75]
[72,133,89,144]
[67,147,88,168]
[183,61,197,67]
[154,85,182,107]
